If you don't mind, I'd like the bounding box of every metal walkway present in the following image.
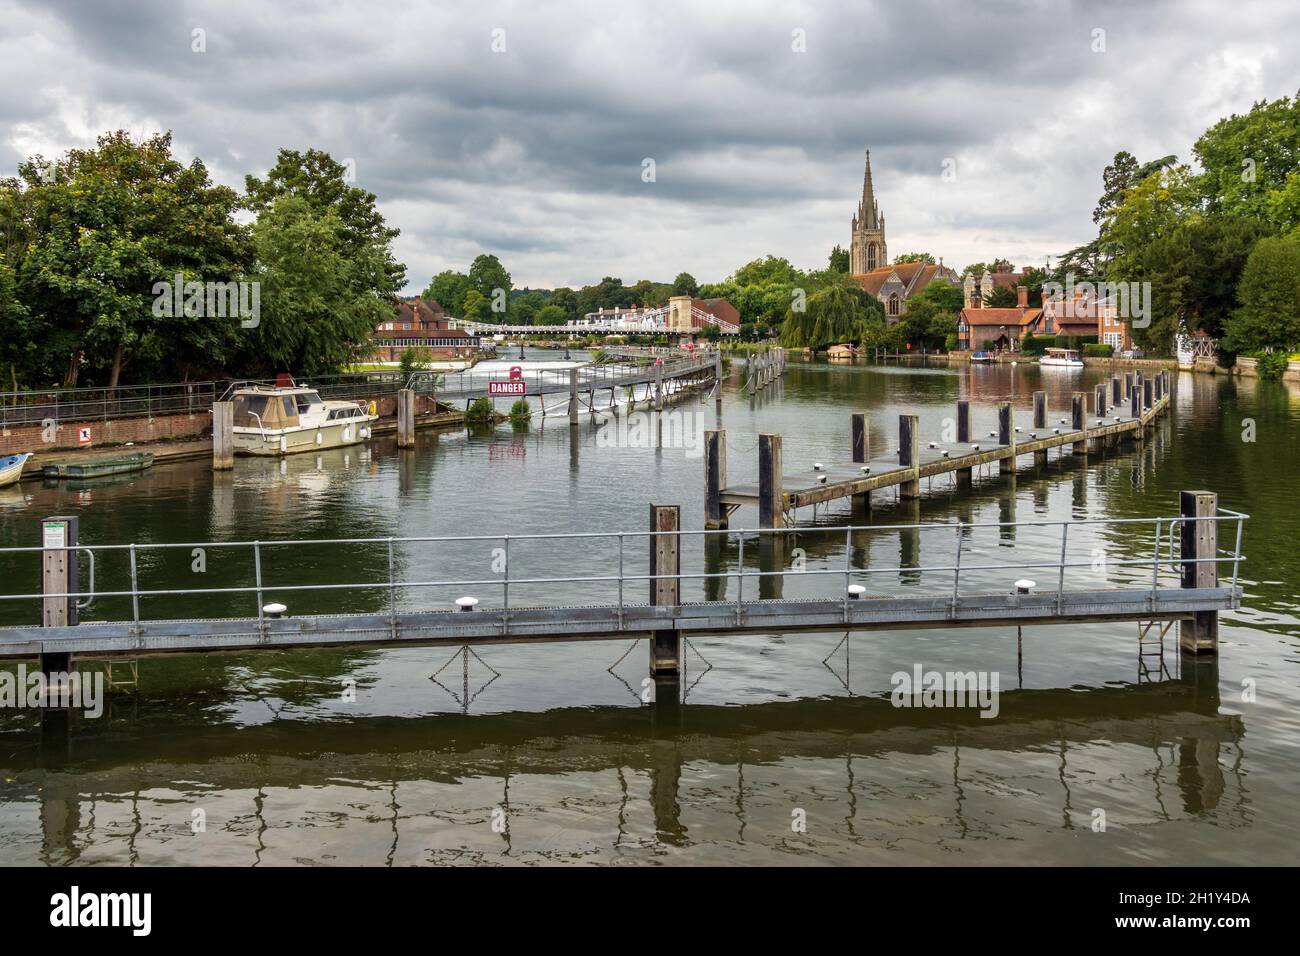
[0,500,1245,663]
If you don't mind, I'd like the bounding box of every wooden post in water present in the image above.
[1071,392,1088,455]
[714,349,723,404]
[851,412,870,512]
[212,401,234,470]
[1179,491,1219,655]
[1032,391,1048,468]
[40,515,78,679]
[569,368,581,426]
[654,362,664,411]
[1111,374,1122,408]
[396,389,416,447]
[1124,371,1133,400]
[758,434,784,529]
[704,430,727,529]
[1143,378,1154,419]
[997,402,1015,476]
[899,415,920,499]
[1130,383,1140,423]
[955,400,972,487]
[649,504,681,678]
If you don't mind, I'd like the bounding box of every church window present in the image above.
[867,244,878,271]
[888,293,900,316]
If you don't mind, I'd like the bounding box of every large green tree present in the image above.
[15,131,252,386]
[244,147,405,296]
[1194,92,1300,233]
[1223,236,1300,353]
[468,254,511,315]
[247,194,393,375]
[422,269,471,314]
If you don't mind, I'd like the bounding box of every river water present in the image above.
[1,353,1296,866]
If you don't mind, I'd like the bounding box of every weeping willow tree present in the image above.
[781,285,871,350]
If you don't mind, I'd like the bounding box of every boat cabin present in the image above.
[231,387,324,430]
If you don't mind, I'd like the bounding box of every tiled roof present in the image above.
[960,307,1044,328]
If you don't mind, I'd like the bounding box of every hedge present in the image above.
[1083,343,1115,357]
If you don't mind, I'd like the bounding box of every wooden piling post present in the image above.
[212,401,234,470]
[1143,378,1154,419]
[1071,392,1088,455]
[649,504,682,677]
[654,362,664,411]
[396,389,416,447]
[997,402,1015,476]
[899,415,920,499]
[1032,391,1048,468]
[1111,374,1122,407]
[714,350,723,403]
[704,430,727,529]
[758,434,783,529]
[1124,371,1133,399]
[1179,491,1219,655]
[40,515,79,681]
[851,412,870,512]
[1130,384,1140,422]
[956,400,972,487]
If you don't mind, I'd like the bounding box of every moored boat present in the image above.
[969,351,995,364]
[1040,347,1084,368]
[228,383,378,456]
[0,453,32,488]
[43,452,155,480]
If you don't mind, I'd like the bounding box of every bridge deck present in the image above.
[0,584,1238,660]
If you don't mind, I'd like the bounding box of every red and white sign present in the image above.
[489,380,527,396]
[509,365,523,380]
[78,427,92,445]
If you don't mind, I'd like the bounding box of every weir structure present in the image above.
[706,370,1174,530]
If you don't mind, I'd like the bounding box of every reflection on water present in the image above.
[0,355,1297,865]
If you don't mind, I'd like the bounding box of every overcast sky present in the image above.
[3,0,1297,292]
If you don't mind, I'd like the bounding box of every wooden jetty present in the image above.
[706,370,1174,530]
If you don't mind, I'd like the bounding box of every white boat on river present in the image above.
[230,385,377,456]
[1039,347,1084,368]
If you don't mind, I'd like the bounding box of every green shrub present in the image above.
[1255,350,1290,381]
[466,397,495,424]
[1083,342,1114,357]
[1020,334,1055,355]
[508,398,532,426]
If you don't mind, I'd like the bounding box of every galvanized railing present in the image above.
[416,353,710,401]
[0,381,219,428]
[1,510,1247,631]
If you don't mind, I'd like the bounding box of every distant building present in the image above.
[958,284,1044,351]
[370,298,479,362]
[1040,288,1128,347]
[847,148,959,322]
[962,262,1036,309]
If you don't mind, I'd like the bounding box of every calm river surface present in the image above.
[1,353,1297,866]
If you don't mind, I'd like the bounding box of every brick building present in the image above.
[370,298,480,362]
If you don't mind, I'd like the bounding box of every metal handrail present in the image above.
[5,512,1249,619]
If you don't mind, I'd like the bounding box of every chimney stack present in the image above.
[1017,284,1028,309]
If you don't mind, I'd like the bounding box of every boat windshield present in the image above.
[294,391,323,413]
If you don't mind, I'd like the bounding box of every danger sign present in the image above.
[78,427,92,445]
[489,381,526,396]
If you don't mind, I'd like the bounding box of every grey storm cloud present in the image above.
[3,0,1298,290]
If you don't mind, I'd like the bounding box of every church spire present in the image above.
[858,148,881,231]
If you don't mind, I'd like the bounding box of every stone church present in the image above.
[849,148,958,322]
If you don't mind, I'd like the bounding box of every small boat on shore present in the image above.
[1040,347,1084,368]
[43,452,155,480]
[0,453,32,488]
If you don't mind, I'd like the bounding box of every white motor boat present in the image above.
[1040,347,1084,368]
[229,384,378,456]
[0,452,31,488]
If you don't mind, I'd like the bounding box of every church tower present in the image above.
[850,148,887,275]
